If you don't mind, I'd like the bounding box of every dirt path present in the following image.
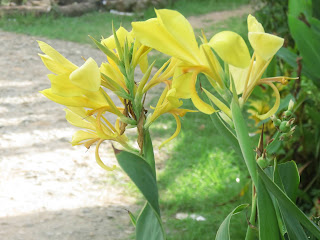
[0,5,252,240]
[188,4,253,29]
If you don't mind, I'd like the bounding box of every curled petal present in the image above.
[159,114,181,149]
[209,31,251,68]
[190,72,216,114]
[70,58,101,92]
[248,32,284,60]
[255,82,280,120]
[95,140,117,171]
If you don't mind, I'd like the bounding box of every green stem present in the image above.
[245,184,257,240]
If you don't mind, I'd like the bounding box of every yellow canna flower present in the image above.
[65,107,130,171]
[132,9,202,66]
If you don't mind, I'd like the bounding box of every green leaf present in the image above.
[215,204,249,240]
[273,162,308,240]
[209,113,242,157]
[257,176,281,240]
[127,210,137,227]
[143,130,156,177]
[136,203,165,240]
[114,149,160,215]
[288,15,320,87]
[257,165,320,239]
[231,99,258,186]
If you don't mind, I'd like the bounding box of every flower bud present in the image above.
[279,121,290,133]
[283,110,292,118]
[257,157,269,169]
[288,99,294,111]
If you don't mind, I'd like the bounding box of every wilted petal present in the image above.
[209,31,251,68]
[70,58,101,92]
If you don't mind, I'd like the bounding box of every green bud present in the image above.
[257,157,269,169]
[279,121,290,133]
[284,110,292,118]
[274,119,281,127]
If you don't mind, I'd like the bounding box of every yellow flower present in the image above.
[65,107,130,171]
[145,71,197,148]
[132,9,227,116]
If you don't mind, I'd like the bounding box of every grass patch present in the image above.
[0,0,249,44]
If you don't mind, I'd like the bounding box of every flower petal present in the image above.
[71,130,97,145]
[65,108,96,131]
[159,113,181,149]
[132,11,200,65]
[172,68,193,99]
[70,58,101,92]
[209,31,251,68]
[247,14,265,33]
[255,82,280,120]
[48,73,85,97]
[37,41,77,72]
[248,32,284,60]
[190,72,216,114]
[101,27,133,50]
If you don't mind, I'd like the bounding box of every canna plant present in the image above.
[38,8,320,240]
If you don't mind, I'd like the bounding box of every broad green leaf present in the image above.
[288,15,320,87]
[215,204,249,240]
[257,176,281,240]
[231,99,258,186]
[257,165,320,239]
[273,162,308,240]
[136,203,165,240]
[114,149,160,215]
[276,48,315,80]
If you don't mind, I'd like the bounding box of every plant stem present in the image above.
[245,184,257,240]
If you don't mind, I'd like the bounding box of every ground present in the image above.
[0,5,252,240]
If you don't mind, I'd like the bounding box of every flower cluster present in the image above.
[39,9,291,170]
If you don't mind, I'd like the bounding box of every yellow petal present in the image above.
[247,14,265,33]
[48,73,85,97]
[95,140,117,171]
[101,27,133,50]
[255,82,280,120]
[199,44,223,86]
[70,58,101,92]
[39,54,71,75]
[37,41,77,72]
[139,53,149,73]
[132,13,200,65]
[209,31,251,68]
[190,72,216,114]
[159,114,181,149]
[172,68,193,99]
[40,88,100,109]
[166,88,183,108]
[65,108,96,131]
[71,130,97,145]
[229,65,249,94]
[248,32,284,60]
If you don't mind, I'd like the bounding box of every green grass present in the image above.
[0,0,249,44]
